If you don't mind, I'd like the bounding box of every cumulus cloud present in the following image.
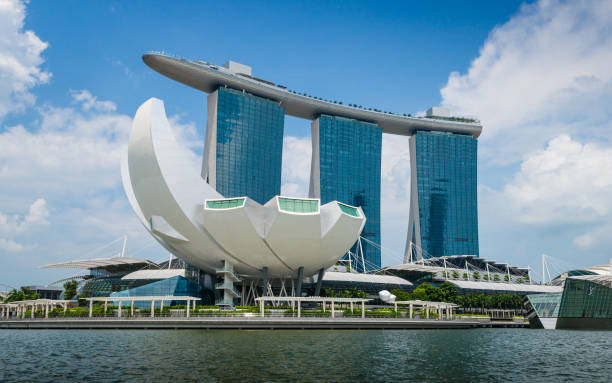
[505,134,612,223]
[503,134,612,249]
[281,136,311,197]
[441,0,612,161]
[0,89,199,269]
[70,89,117,112]
[0,238,23,252]
[0,0,50,120]
[0,198,49,252]
[437,0,612,264]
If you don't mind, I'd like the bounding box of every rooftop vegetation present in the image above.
[391,282,525,311]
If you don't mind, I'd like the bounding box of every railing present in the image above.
[214,267,242,282]
[1,308,480,321]
[1,312,466,321]
[214,284,242,297]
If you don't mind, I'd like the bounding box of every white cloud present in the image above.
[441,0,612,162]
[503,134,612,249]
[0,198,49,252]
[281,136,311,197]
[0,0,50,120]
[437,0,612,266]
[70,89,117,112]
[0,238,23,252]
[0,198,49,234]
[505,135,612,224]
[0,90,199,271]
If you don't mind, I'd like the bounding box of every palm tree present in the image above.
[4,286,39,303]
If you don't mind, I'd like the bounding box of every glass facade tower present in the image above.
[405,131,478,260]
[309,114,382,271]
[202,87,285,204]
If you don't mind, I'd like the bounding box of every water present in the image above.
[1,329,610,382]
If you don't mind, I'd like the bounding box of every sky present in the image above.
[2,0,612,287]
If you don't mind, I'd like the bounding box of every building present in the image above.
[309,115,382,271]
[406,130,478,260]
[141,53,483,271]
[305,271,412,299]
[526,262,612,329]
[43,256,215,304]
[203,86,285,204]
[27,285,63,300]
[122,98,366,307]
[381,255,562,296]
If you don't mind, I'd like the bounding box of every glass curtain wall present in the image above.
[412,131,478,258]
[559,278,612,319]
[213,87,285,204]
[311,114,382,271]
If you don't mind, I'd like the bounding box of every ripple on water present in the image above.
[0,329,611,382]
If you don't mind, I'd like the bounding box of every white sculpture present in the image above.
[378,290,396,303]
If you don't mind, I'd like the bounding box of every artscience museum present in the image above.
[122,98,366,306]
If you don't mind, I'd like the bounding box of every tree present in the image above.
[452,271,460,279]
[473,271,480,280]
[439,282,458,302]
[483,274,489,281]
[390,289,411,301]
[462,273,469,280]
[323,288,336,298]
[493,274,501,282]
[78,293,91,307]
[504,275,511,282]
[4,286,39,303]
[63,280,78,300]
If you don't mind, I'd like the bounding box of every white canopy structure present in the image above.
[42,257,154,270]
[321,271,412,286]
[447,281,562,293]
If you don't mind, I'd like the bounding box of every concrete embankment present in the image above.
[0,318,485,330]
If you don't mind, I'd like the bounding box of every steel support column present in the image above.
[314,268,325,296]
[295,266,304,297]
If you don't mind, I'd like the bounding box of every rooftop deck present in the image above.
[142,53,483,138]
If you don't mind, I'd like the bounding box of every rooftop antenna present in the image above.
[120,235,127,258]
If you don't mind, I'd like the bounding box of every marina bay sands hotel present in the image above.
[142,53,482,271]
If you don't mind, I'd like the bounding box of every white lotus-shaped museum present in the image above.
[121,98,366,278]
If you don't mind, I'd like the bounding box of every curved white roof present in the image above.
[142,53,482,138]
[122,269,185,280]
[322,271,412,285]
[42,257,154,270]
[448,280,562,293]
[569,275,612,288]
[580,264,612,275]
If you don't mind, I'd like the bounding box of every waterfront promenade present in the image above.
[0,316,525,330]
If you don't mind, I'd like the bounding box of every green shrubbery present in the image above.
[390,282,524,310]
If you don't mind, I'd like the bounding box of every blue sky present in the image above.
[2,0,612,287]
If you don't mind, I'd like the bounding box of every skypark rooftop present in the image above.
[142,52,483,138]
